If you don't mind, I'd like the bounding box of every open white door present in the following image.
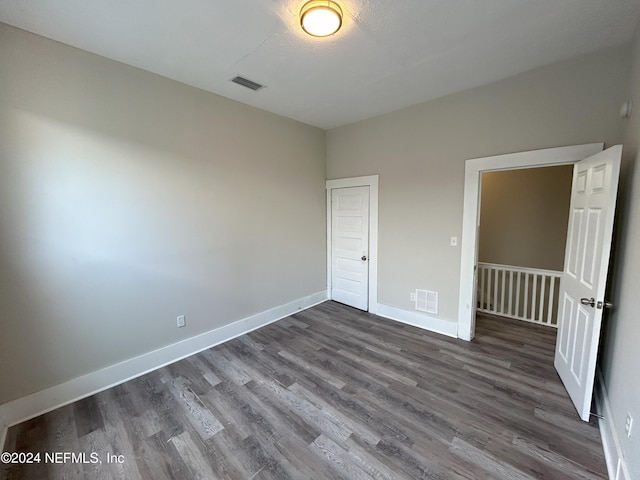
[330,186,370,310]
[555,145,621,421]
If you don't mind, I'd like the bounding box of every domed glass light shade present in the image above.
[300,1,343,37]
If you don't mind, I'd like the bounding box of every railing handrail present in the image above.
[477,262,562,278]
[477,262,560,328]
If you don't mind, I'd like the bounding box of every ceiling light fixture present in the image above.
[300,1,343,37]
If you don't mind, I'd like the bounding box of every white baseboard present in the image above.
[595,369,631,480]
[375,303,458,338]
[0,290,328,449]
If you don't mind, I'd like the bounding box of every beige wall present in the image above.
[0,24,326,404]
[600,26,640,479]
[479,166,573,271]
[327,45,629,325]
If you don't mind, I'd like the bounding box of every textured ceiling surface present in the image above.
[1,0,640,129]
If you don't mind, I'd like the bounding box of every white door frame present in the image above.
[326,175,379,313]
[457,144,603,341]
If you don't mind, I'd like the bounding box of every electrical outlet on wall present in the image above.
[177,315,186,328]
[410,292,416,302]
[625,413,633,438]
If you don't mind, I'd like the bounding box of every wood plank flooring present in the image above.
[2,301,607,479]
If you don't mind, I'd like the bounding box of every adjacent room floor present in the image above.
[2,301,607,479]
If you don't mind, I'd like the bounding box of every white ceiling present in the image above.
[1,1,640,129]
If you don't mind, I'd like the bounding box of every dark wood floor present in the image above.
[2,301,607,479]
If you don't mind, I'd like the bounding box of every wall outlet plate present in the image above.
[451,236,458,246]
[410,292,416,302]
[625,413,633,438]
[177,315,186,328]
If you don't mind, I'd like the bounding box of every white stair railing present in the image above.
[476,262,562,328]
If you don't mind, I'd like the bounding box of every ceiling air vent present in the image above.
[231,76,264,91]
[415,289,438,315]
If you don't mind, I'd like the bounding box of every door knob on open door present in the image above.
[580,297,596,307]
[361,255,368,261]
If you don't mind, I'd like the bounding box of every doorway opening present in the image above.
[457,143,603,341]
[476,165,573,329]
